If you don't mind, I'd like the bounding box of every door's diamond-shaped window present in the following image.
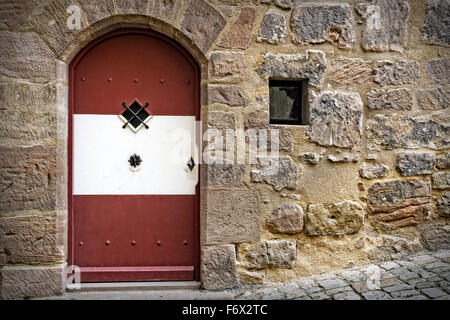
[119,101,152,132]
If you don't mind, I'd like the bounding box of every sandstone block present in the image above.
[436,192,450,217]
[255,51,327,88]
[366,114,449,150]
[374,60,420,86]
[207,85,248,107]
[0,82,57,144]
[436,152,450,169]
[305,201,364,236]
[152,0,183,24]
[0,31,56,79]
[329,57,373,84]
[266,203,304,234]
[367,88,413,110]
[116,0,150,14]
[257,11,286,44]
[395,152,436,176]
[209,51,245,78]
[417,88,450,110]
[251,156,299,191]
[298,152,323,165]
[202,245,238,290]
[207,164,246,187]
[426,59,450,84]
[359,162,388,179]
[420,224,450,251]
[357,0,410,52]
[0,213,64,266]
[422,0,450,46]
[0,146,56,213]
[217,7,255,49]
[206,190,260,245]
[291,3,355,49]
[368,179,431,229]
[1,265,64,299]
[306,91,363,148]
[245,239,296,269]
[208,112,236,130]
[432,172,450,190]
[181,0,226,54]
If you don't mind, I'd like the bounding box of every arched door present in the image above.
[68,29,200,282]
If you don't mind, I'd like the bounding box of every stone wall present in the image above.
[0,0,448,298]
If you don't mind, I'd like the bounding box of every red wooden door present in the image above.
[68,29,200,282]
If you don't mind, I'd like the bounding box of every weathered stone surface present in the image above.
[432,172,450,190]
[305,201,364,236]
[436,192,450,217]
[206,190,260,245]
[420,224,450,251]
[274,0,292,9]
[245,110,269,129]
[366,114,449,150]
[396,152,436,176]
[257,11,286,44]
[267,126,293,152]
[238,269,265,284]
[0,213,63,265]
[29,0,88,57]
[152,0,182,23]
[116,0,150,14]
[357,0,410,52]
[181,0,226,54]
[78,0,115,23]
[0,146,56,213]
[298,152,323,165]
[245,239,296,269]
[0,0,41,29]
[266,239,296,268]
[266,203,304,234]
[291,3,355,49]
[367,88,413,110]
[0,82,56,144]
[251,156,299,191]
[359,162,388,179]
[374,60,420,86]
[207,164,246,187]
[423,0,450,46]
[202,245,238,290]
[219,5,235,17]
[306,91,363,148]
[209,51,245,78]
[217,7,256,49]
[0,31,55,79]
[436,152,450,169]
[255,51,327,88]
[208,112,236,130]
[329,57,373,84]
[1,265,64,299]
[368,179,431,228]
[207,85,248,107]
[417,88,450,110]
[426,59,450,84]
[328,152,360,163]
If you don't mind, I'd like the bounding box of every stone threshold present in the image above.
[66,281,201,292]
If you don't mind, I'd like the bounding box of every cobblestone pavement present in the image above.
[41,249,450,300]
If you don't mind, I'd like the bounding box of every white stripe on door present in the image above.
[73,115,198,195]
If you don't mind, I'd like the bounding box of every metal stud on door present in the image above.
[69,29,200,282]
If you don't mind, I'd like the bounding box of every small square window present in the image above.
[269,79,308,125]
